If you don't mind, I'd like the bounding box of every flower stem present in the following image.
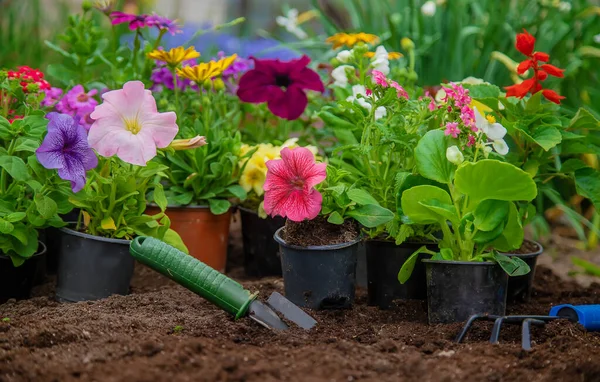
[172,68,180,116]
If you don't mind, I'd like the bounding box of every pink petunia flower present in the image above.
[372,70,389,87]
[88,81,178,166]
[66,85,98,112]
[390,80,409,99]
[110,11,150,30]
[444,122,461,138]
[237,55,324,120]
[263,147,327,222]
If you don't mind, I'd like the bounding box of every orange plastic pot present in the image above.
[146,205,231,272]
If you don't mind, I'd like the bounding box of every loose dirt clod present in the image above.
[282,217,358,246]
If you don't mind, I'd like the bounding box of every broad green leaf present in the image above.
[401,185,453,224]
[153,183,168,211]
[5,212,26,223]
[0,156,31,181]
[346,204,394,228]
[492,252,531,276]
[170,192,194,206]
[395,172,444,214]
[454,160,537,202]
[530,125,562,151]
[162,229,189,254]
[0,116,13,140]
[473,200,509,231]
[327,211,344,225]
[347,189,379,206]
[415,130,455,184]
[574,167,600,207]
[560,159,587,173]
[490,202,524,252]
[227,185,247,200]
[101,217,117,230]
[9,225,28,245]
[0,218,14,234]
[568,108,600,131]
[398,245,436,284]
[418,199,460,227]
[208,199,231,215]
[34,194,57,219]
[473,222,504,244]
[463,83,501,99]
[439,248,454,260]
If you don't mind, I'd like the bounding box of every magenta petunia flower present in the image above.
[390,80,409,99]
[237,55,324,120]
[146,14,181,35]
[66,85,98,112]
[110,11,150,30]
[36,113,98,193]
[88,81,178,166]
[263,147,327,222]
[372,70,388,87]
[41,87,63,108]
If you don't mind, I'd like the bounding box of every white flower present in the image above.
[281,138,299,148]
[276,9,308,40]
[370,46,390,75]
[446,146,464,165]
[421,1,437,17]
[332,65,352,87]
[557,2,571,12]
[483,146,493,158]
[336,50,352,63]
[347,85,387,120]
[474,107,509,155]
[594,34,600,44]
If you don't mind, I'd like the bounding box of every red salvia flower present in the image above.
[504,29,566,104]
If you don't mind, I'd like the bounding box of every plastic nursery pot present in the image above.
[146,205,232,272]
[501,240,544,303]
[238,206,285,277]
[355,242,367,288]
[366,240,437,309]
[0,242,47,303]
[424,260,508,324]
[274,227,360,310]
[56,227,134,302]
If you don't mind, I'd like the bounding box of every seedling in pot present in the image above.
[129,236,317,331]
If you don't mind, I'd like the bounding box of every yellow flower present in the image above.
[364,51,403,60]
[297,10,318,24]
[176,54,238,83]
[240,162,266,196]
[148,46,200,67]
[326,32,379,49]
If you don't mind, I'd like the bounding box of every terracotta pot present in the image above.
[146,205,231,272]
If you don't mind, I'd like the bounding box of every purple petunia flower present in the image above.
[146,14,181,35]
[110,11,151,31]
[65,85,98,112]
[36,113,98,193]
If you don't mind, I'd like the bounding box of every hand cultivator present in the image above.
[129,237,317,331]
[455,305,600,350]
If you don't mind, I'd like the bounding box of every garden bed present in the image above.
[1,259,600,382]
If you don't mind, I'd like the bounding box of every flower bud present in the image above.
[407,71,418,81]
[446,146,464,165]
[203,79,213,90]
[401,37,415,51]
[82,0,92,11]
[158,98,169,108]
[483,146,493,158]
[169,135,208,151]
[336,50,352,63]
[212,78,225,91]
[421,1,437,16]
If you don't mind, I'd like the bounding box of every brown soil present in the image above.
[282,217,358,246]
[1,261,600,382]
[505,239,542,255]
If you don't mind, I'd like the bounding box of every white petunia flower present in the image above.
[370,46,390,75]
[347,85,386,120]
[336,50,352,63]
[332,65,352,87]
[276,9,308,40]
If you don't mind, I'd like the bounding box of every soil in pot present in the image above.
[367,240,436,308]
[239,207,285,277]
[275,218,360,310]
[146,205,231,272]
[424,260,508,324]
[501,240,543,303]
[56,227,134,302]
[0,242,46,303]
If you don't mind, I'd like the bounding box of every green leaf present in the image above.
[568,108,600,131]
[0,116,13,140]
[574,167,600,207]
[5,212,26,223]
[571,257,600,277]
[153,183,168,211]
[415,130,455,184]
[454,160,537,202]
[492,252,531,276]
[473,222,505,244]
[463,83,501,99]
[398,245,435,284]
[347,189,379,206]
[473,200,509,231]
[490,202,524,252]
[439,248,454,260]
[0,218,14,234]
[13,138,39,153]
[9,225,28,245]
[346,204,394,228]
[401,185,453,224]
[162,229,189,254]
[560,159,588,173]
[418,199,460,227]
[226,185,247,200]
[530,125,562,151]
[327,211,344,225]
[0,156,31,181]
[34,194,57,219]
[100,217,117,230]
[208,199,231,215]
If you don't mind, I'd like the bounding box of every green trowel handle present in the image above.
[129,236,255,319]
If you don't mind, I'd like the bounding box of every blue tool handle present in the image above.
[549,304,600,331]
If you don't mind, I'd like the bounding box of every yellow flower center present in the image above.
[124,118,142,134]
[486,115,496,124]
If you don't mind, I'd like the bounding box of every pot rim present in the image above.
[499,239,543,258]
[0,240,47,260]
[422,259,498,266]
[273,227,361,251]
[366,238,438,246]
[146,203,234,214]
[59,226,131,244]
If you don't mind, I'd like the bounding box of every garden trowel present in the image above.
[129,236,316,331]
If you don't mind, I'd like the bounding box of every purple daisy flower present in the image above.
[36,113,98,193]
[110,11,151,31]
[147,14,181,35]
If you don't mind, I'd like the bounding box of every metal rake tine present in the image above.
[455,314,498,343]
[522,319,546,351]
[490,317,506,344]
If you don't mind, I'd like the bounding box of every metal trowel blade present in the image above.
[248,300,289,330]
[267,292,317,330]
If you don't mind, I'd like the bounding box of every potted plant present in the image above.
[319,40,439,307]
[264,146,395,309]
[0,67,75,302]
[38,81,195,302]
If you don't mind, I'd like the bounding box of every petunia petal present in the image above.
[237,70,279,103]
[266,85,307,120]
[486,123,507,141]
[139,110,178,148]
[289,67,324,92]
[492,139,509,155]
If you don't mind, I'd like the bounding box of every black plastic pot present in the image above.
[424,260,508,324]
[239,207,285,277]
[0,242,47,303]
[274,227,359,310]
[56,228,134,302]
[355,242,367,288]
[367,240,436,308]
[501,240,543,303]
